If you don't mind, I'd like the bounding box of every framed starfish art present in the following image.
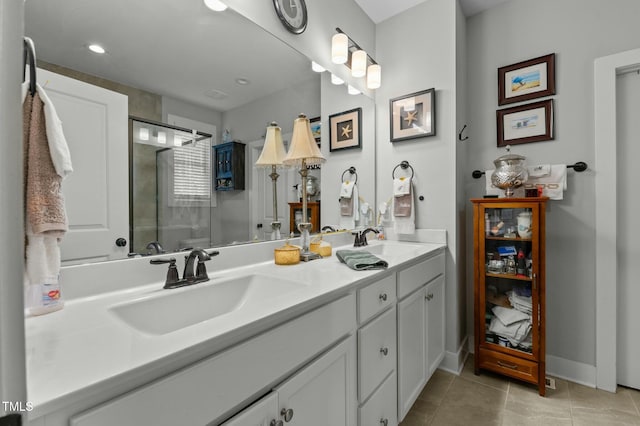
[329,107,362,152]
[390,88,436,142]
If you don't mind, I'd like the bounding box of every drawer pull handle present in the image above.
[280,408,294,422]
[380,347,389,356]
[497,360,518,370]
[379,293,388,301]
[270,420,284,426]
[380,419,388,426]
[425,293,434,301]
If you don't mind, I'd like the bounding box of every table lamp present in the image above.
[255,122,287,240]
[283,114,326,261]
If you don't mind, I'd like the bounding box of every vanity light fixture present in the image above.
[203,0,228,11]
[311,61,326,72]
[347,85,361,95]
[157,131,166,144]
[255,122,288,240]
[332,28,381,90]
[283,114,325,261]
[88,44,105,54]
[331,33,349,64]
[139,127,149,141]
[331,73,344,85]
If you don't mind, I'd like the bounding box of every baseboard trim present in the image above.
[438,336,469,375]
[546,355,597,389]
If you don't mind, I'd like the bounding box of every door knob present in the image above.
[280,408,294,422]
[379,293,388,301]
[380,347,389,356]
[115,237,127,247]
[270,420,284,426]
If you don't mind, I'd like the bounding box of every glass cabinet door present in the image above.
[478,203,540,359]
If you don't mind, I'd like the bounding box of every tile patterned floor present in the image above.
[400,359,640,426]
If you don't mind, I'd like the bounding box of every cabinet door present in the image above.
[397,287,427,422]
[221,393,279,426]
[426,275,445,377]
[275,336,357,426]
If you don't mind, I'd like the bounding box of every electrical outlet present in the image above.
[545,377,556,389]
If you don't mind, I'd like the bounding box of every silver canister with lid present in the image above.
[491,145,528,197]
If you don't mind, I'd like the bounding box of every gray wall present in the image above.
[375,0,465,364]
[465,0,640,368]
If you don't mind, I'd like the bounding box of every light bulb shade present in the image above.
[283,114,326,166]
[331,73,344,85]
[331,33,349,64]
[204,0,228,11]
[311,61,325,72]
[256,122,287,167]
[367,64,381,89]
[157,131,166,144]
[351,50,367,78]
[347,85,360,95]
[139,127,149,141]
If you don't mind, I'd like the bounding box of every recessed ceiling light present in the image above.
[204,0,228,12]
[205,89,229,100]
[235,78,250,86]
[88,44,106,54]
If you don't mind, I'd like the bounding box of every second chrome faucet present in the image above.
[151,248,220,289]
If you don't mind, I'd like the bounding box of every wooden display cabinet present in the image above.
[288,201,320,235]
[471,197,548,396]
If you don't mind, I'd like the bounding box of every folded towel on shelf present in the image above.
[507,291,532,314]
[335,250,388,271]
[492,306,530,326]
[524,164,567,200]
[339,184,359,229]
[488,316,531,345]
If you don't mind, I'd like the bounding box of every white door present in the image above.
[36,68,129,263]
[397,287,427,421]
[426,276,445,377]
[275,336,357,426]
[616,69,640,390]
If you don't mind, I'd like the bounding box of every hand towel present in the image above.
[528,164,551,178]
[340,180,355,198]
[339,184,359,229]
[335,250,388,270]
[393,177,411,196]
[22,83,73,178]
[524,164,567,200]
[393,180,415,234]
[488,316,531,345]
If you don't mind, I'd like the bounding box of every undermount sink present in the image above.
[109,274,305,335]
[358,241,425,257]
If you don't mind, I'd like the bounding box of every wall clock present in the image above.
[273,0,308,34]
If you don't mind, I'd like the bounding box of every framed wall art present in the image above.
[329,107,361,152]
[390,88,435,142]
[309,116,321,144]
[497,99,554,147]
[498,53,555,105]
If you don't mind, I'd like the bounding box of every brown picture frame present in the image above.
[497,99,554,147]
[498,53,555,105]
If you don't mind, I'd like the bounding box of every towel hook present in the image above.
[23,37,37,96]
[392,160,414,179]
[458,124,469,141]
[341,166,358,185]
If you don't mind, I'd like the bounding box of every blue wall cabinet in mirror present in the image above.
[215,142,246,191]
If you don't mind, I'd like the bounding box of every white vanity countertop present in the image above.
[25,239,445,418]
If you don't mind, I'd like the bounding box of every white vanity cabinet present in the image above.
[396,253,445,422]
[222,336,357,426]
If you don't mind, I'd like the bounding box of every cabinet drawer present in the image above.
[478,348,538,384]
[359,372,397,426]
[397,253,444,300]
[358,273,396,325]
[358,306,397,402]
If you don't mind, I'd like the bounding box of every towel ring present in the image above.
[392,161,414,180]
[341,166,358,185]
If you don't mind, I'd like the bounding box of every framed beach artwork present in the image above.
[329,107,362,152]
[309,116,321,144]
[497,99,554,147]
[498,53,555,105]
[390,88,436,142]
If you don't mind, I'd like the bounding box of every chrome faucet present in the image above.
[145,241,165,254]
[150,248,219,289]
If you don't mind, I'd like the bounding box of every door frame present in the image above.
[594,47,640,392]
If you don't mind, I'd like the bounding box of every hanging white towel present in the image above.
[339,184,359,230]
[393,177,411,196]
[528,164,551,178]
[340,180,355,198]
[393,180,415,235]
[524,164,567,200]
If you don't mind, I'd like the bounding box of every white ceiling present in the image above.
[355,0,512,23]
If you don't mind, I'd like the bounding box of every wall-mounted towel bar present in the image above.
[472,161,588,179]
[392,160,414,179]
[341,166,358,184]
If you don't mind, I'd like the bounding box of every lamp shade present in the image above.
[255,122,287,167]
[367,64,381,89]
[351,50,367,78]
[331,33,349,64]
[283,114,326,166]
